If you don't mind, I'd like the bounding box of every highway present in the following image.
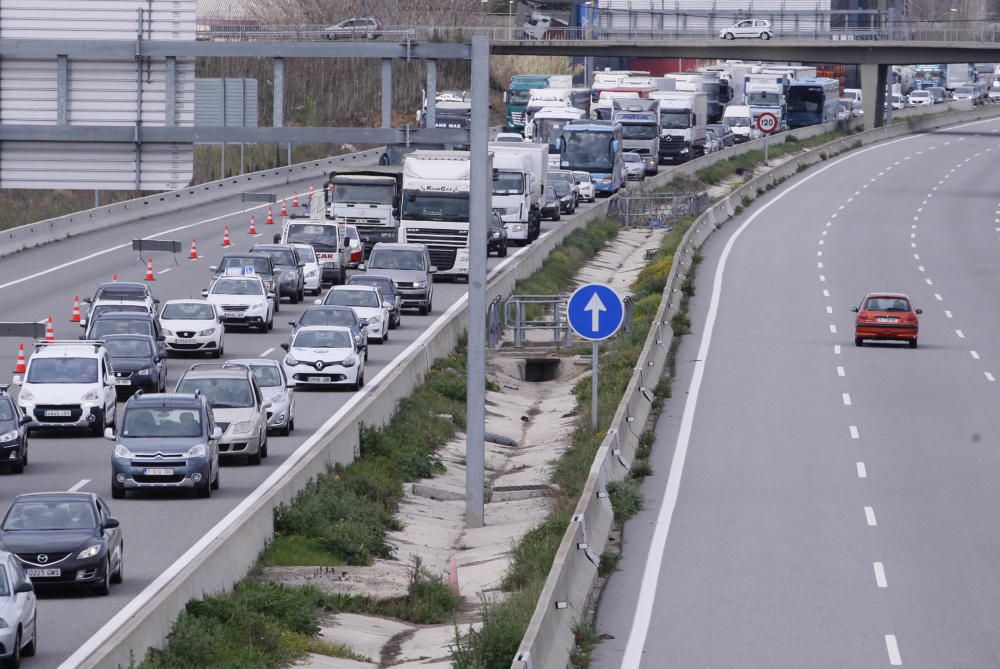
[594,115,1000,667]
[0,167,595,668]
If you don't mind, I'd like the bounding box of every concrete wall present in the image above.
[509,101,1000,669]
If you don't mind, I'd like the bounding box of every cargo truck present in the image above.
[275,192,350,285]
[324,169,403,256]
[744,72,788,129]
[523,87,590,133]
[612,98,660,175]
[505,74,573,133]
[649,90,707,163]
[488,142,548,245]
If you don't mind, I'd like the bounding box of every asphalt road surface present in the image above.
[594,116,1000,668]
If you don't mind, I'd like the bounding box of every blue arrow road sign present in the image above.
[567,284,624,341]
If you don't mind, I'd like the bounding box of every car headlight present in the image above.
[77,545,101,560]
[510,224,526,232]
[368,315,381,324]
[305,268,318,278]
[114,443,132,458]
[136,367,153,376]
[340,356,357,368]
[251,301,269,312]
[270,391,287,403]
[601,176,612,183]
[197,327,216,336]
[414,281,428,288]
[285,355,299,366]
[680,147,690,153]
[231,421,256,435]
[18,389,34,403]
[162,328,175,337]
[185,443,206,458]
[0,617,7,629]
[491,231,501,238]
[81,389,100,402]
[0,430,18,443]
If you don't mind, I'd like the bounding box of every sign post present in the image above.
[567,284,625,432]
[756,111,778,165]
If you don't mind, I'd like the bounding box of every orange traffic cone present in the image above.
[308,182,315,200]
[112,274,118,282]
[248,215,258,235]
[222,225,231,247]
[280,200,288,217]
[266,207,274,225]
[189,238,199,260]
[70,296,81,323]
[44,317,55,341]
[292,192,300,208]
[144,258,155,281]
[13,343,26,374]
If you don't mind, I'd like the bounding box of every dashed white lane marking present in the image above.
[823,289,830,297]
[854,191,861,196]
[817,251,823,256]
[878,171,884,176]
[913,254,920,260]
[843,393,852,406]
[839,204,845,210]
[159,268,173,274]
[911,243,917,249]
[863,184,869,189]
[956,329,965,338]
[865,506,877,526]
[926,278,934,286]
[837,366,845,376]
[894,161,900,166]
[971,351,981,360]
[829,324,837,334]
[945,310,953,319]
[874,561,888,588]
[68,479,90,492]
[850,425,860,439]
[911,224,917,229]
[910,233,916,238]
[916,207,922,213]
[857,462,867,478]
[847,197,854,203]
[834,345,842,355]
[934,293,943,301]
[259,347,275,357]
[820,275,826,282]
[818,262,824,268]
[918,266,925,272]
[826,306,833,314]
[886,634,902,666]
[986,372,996,383]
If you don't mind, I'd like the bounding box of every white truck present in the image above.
[612,98,660,175]
[649,90,707,163]
[591,90,639,121]
[325,169,403,255]
[721,104,761,143]
[529,106,586,169]
[399,151,473,281]
[523,87,589,132]
[489,142,548,245]
[744,72,788,129]
[276,191,350,285]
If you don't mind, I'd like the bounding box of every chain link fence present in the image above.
[608,190,710,229]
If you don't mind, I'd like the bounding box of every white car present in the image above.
[225,359,295,435]
[622,152,645,181]
[158,300,225,357]
[82,281,157,325]
[719,18,772,40]
[318,285,391,343]
[907,90,933,106]
[572,171,596,202]
[202,275,274,333]
[704,128,723,154]
[14,340,118,436]
[280,326,365,389]
[0,551,36,666]
[494,132,524,142]
[291,243,322,296]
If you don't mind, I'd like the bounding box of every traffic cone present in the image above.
[308,182,315,200]
[44,317,55,342]
[144,258,155,281]
[292,191,300,208]
[112,274,118,282]
[248,215,258,235]
[189,238,199,260]
[222,225,231,247]
[14,344,26,374]
[70,296,81,323]
[266,207,274,225]
[280,200,288,217]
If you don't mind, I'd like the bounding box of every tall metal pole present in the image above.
[426,60,437,129]
[592,341,599,431]
[465,36,490,529]
[381,59,393,128]
[273,57,285,168]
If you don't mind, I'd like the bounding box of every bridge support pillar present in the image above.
[861,63,888,130]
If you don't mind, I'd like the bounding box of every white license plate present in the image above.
[114,379,131,386]
[143,468,174,476]
[44,409,71,417]
[224,312,242,319]
[876,317,898,323]
[26,568,60,578]
[306,376,332,383]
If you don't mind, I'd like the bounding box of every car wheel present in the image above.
[419,304,428,316]
[261,433,269,458]
[111,481,125,499]
[552,208,561,221]
[290,291,299,305]
[212,346,222,359]
[211,463,220,489]
[382,327,389,343]
[5,631,19,668]
[90,409,106,437]
[499,241,508,257]
[94,558,112,596]
[353,368,365,391]
[111,546,123,584]
[278,421,290,437]
[909,338,918,349]
[724,32,734,39]
[22,614,36,657]
[10,443,24,474]
[298,287,305,302]
[273,299,280,314]
[267,317,274,331]
[248,446,262,465]
[760,32,771,40]
[855,337,863,347]
[196,478,211,498]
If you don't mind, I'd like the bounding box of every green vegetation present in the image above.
[513,218,620,297]
[570,624,604,668]
[607,479,643,523]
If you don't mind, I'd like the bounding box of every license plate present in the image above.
[224,312,242,319]
[143,468,174,476]
[115,379,131,386]
[876,317,898,323]
[26,568,60,578]
[44,409,71,417]
[306,376,331,383]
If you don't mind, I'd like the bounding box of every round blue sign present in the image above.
[566,284,625,341]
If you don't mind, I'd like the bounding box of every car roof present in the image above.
[163,298,213,305]
[215,274,265,284]
[250,244,294,252]
[12,491,97,504]
[349,274,394,284]
[93,311,154,320]
[225,358,280,368]
[296,325,353,335]
[97,282,146,291]
[332,284,378,293]
[179,367,253,381]
[101,333,155,342]
[127,393,204,407]
[303,304,355,314]
[370,243,425,252]
[865,292,910,299]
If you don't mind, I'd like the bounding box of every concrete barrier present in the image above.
[509,101,1000,669]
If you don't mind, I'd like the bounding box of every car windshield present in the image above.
[956,87,974,95]
[0,401,14,421]
[367,249,425,270]
[255,248,296,266]
[623,154,640,163]
[621,124,658,140]
[0,565,8,597]
[122,407,203,438]
[286,224,338,249]
[293,330,353,349]
[350,277,395,296]
[560,131,613,170]
[725,115,750,127]
[573,172,592,184]
[162,303,216,320]
[219,257,272,276]
[26,357,98,384]
[325,290,379,308]
[104,339,153,359]
[2,500,97,531]
[92,305,147,318]
[864,297,911,312]
[911,91,928,97]
[493,171,524,196]
[248,366,282,388]
[554,182,571,195]
[95,287,145,301]
[659,111,691,129]
[212,279,263,296]
[90,320,153,339]
[176,378,254,408]
[294,246,317,263]
[299,309,355,328]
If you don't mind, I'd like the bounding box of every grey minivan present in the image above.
[360,243,436,315]
[249,244,306,304]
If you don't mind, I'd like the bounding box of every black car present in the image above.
[706,123,736,148]
[102,334,167,398]
[553,181,576,214]
[0,387,29,474]
[541,186,562,221]
[347,275,402,329]
[288,306,368,360]
[82,312,166,353]
[249,244,306,304]
[0,492,123,595]
[488,212,509,258]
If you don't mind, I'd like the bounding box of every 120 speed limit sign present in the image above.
[756,112,778,134]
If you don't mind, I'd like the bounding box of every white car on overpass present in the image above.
[719,19,773,40]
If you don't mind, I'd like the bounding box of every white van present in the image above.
[721,105,761,143]
[842,88,863,116]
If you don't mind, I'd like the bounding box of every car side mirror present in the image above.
[212,426,224,440]
[359,318,369,327]
[915,308,922,315]
[288,321,297,327]
[12,376,22,386]
[154,354,165,362]
[383,301,393,310]
[280,343,290,351]
[153,298,160,304]
[82,297,92,304]
[14,581,33,594]
[104,426,115,440]
[209,265,218,272]
[298,262,305,268]
[79,335,87,340]
[201,290,209,297]
[273,234,281,244]
[313,299,322,305]
[392,207,399,218]
[358,263,366,271]
[19,415,31,426]
[849,306,859,313]
[79,319,87,328]
[262,401,272,411]
[102,517,120,530]
[429,266,438,274]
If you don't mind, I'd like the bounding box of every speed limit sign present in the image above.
[756,112,778,134]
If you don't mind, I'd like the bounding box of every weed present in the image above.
[598,553,620,577]
[741,194,753,207]
[681,275,696,297]
[670,311,691,336]
[607,480,643,523]
[570,624,604,668]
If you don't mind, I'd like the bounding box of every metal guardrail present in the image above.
[610,191,710,228]
[504,294,572,347]
[487,295,503,349]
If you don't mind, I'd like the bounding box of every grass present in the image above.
[326,557,462,624]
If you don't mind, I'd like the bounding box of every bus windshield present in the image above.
[560,131,613,171]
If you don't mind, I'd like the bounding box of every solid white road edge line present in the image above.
[617,118,1000,668]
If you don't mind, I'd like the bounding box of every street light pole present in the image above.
[509,0,514,39]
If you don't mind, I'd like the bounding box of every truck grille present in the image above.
[428,248,456,271]
[342,217,385,226]
[661,138,687,151]
[403,228,467,271]
[510,112,524,125]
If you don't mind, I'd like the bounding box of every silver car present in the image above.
[0,550,36,666]
[622,152,645,180]
[360,243,436,315]
[225,359,295,436]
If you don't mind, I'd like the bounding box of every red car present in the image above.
[852,292,922,348]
